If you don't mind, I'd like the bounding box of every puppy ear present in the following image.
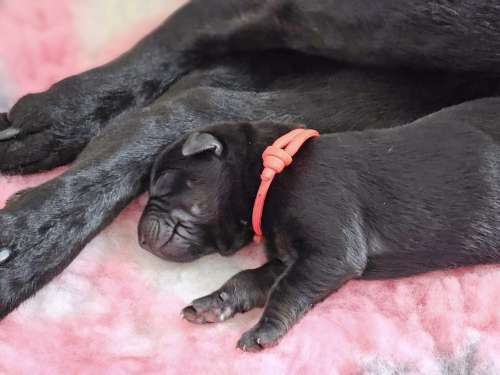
[182,132,223,157]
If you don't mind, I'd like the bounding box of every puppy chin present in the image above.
[154,236,215,263]
[216,232,253,256]
[151,243,202,263]
[159,251,201,263]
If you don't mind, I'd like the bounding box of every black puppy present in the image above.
[3,0,500,320]
[140,97,500,351]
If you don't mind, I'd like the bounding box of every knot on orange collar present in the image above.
[252,128,320,242]
[261,146,293,180]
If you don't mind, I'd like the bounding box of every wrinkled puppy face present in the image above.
[138,130,253,262]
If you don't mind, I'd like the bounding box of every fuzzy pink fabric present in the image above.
[0,1,499,374]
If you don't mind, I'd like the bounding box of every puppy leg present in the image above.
[237,250,365,352]
[182,259,286,324]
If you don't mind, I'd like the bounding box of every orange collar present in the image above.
[252,128,320,242]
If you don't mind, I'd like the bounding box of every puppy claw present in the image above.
[237,336,263,353]
[0,128,20,141]
[237,322,285,352]
[0,248,11,263]
[181,291,238,324]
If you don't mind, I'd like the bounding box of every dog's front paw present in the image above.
[0,98,65,173]
[0,80,100,174]
[182,291,238,324]
[0,178,94,319]
[237,320,286,352]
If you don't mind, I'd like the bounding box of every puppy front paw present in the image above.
[181,291,237,324]
[237,320,286,352]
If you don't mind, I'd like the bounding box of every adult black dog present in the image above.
[140,99,500,351]
[1,0,500,322]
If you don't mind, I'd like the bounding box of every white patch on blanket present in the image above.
[75,0,188,58]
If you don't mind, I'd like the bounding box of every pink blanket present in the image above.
[0,1,499,374]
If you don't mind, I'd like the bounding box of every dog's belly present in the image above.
[362,234,500,280]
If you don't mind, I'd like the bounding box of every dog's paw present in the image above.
[0,109,72,174]
[0,178,92,319]
[0,209,38,318]
[0,86,96,174]
[237,320,285,352]
[181,291,238,324]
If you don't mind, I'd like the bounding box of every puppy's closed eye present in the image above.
[151,171,180,196]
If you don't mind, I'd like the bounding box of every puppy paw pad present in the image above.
[237,323,283,352]
[181,292,237,324]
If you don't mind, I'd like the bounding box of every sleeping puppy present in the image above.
[138,97,500,351]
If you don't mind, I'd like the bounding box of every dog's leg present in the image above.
[0,1,284,174]
[0,106,167,318]
[181,259,286,324]
[3,0,500,173]
[236,264,357,352]
[237,242,366,352]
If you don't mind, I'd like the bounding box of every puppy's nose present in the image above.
[138,217,174,254]
[138,218,160,252]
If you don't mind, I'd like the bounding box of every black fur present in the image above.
[1,0,500,334]
[145,100,500,350]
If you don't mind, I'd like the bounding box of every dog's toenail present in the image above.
[0,127,20,141]
[0,248,11,263]
[220,291,229,301]
[256,337,261,345]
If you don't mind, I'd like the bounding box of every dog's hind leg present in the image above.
[5,0,500,173]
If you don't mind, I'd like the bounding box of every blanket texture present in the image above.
[0,1,499,374]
